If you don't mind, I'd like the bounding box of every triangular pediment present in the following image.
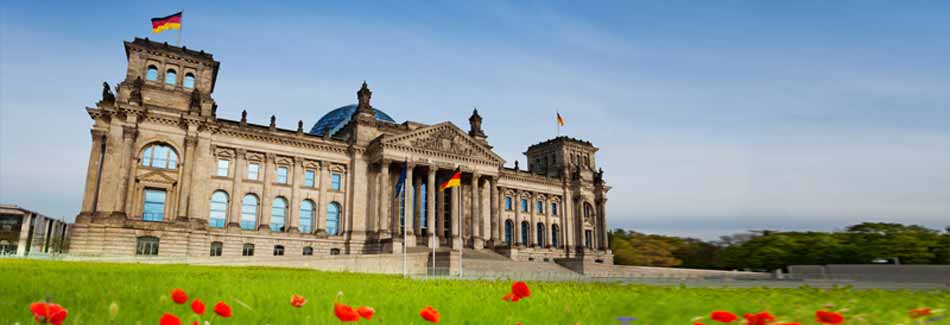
[382,122,504,164]
[138,169,179,184]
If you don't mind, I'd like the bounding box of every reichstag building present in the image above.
[70,38,612,263]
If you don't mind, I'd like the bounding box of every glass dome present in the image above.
[309,104,396,136]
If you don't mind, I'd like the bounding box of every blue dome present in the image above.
[309,104,396,136]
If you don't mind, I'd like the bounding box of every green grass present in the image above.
[1,259,948,324]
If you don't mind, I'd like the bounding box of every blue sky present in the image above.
[2,1,948,240]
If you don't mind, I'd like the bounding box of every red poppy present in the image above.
[420,305,441,323]
[502,292,521,302]
[694,323,707,325]
[334,303,360,322]
[29,302,68,325]
[193,322,199,325]
[511,281,531,299]
[815,310,844,324]
[213,301,232,318]
[170,288,188,304]
[159,313,181,325]
[290,294,306,308]
[776,323,801,325]
[191,298,205,315]
[710,310,738,322]
[743,311,776,325]
[910,308,932,318]
[357,306,375,320]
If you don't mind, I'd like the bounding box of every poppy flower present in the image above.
[710,311,738,322]
[29,302,68,325]
[159,313,181,325]
[502,292,521,302]
[910,308,932,318]
[334,303,360,322]
[743,311,776,325]
[170,288,188,304]
[511,281,531,299]
[694,323,707,325]
[420,305,441,323]
[357,306,375,320]
[213,301,232,318]
[776,323,802,325]
[290,294,306,308]
[191,298,205,315]
[815,310,844,324]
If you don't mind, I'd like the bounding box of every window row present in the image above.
[146,65,195,88]
[208,191,341,235]
[216,159,342,190]
[503,196,558,216]
[136,237,342,256]
[502,221,560,248]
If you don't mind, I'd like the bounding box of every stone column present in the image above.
[450,183,462,249]
[317,162,330,235]
[403,162,416,247]
[488,179,498,247]
[80,130,107,214]
[426,168,438,248]
[481,177,491,248]
[544,197,552,248]
[176,134,198,219]
[496,185,505,246]
[227,149,246,228]
[119,126,139,216]
[599,198,609,251]
[471,173,483,249]
[513,190,522,247]
[378,160,390,237]
[259,153,274,231]
[16,214,33,256]
[288,157,303,232]
[413,173,423,236]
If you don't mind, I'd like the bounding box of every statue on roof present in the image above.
[357,81,372,111]
[189,89,201,113]
[101,82,116,105]
[468,108,486,139]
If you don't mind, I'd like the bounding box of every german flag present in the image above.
[439,168,461,191]
[151,12,182,34]
[557,112,565,126]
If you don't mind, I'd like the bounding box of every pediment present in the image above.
[382,122,504,164]
[138,169,179,184]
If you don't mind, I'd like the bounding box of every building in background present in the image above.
[69,38,611,264]
[0,205,70,256]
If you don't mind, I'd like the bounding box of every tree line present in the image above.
[609,222,950,271]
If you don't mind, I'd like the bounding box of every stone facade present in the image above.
[70,38,612,263]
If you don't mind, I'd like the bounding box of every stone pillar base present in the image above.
[473,237,484,250]
[428,235,439,249]
[405,234,417,247]
[452,237,463,250]
[392,240,404,254]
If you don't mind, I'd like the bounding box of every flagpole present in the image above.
[458,171,463,278]
[176,10,183,46]
[402,167,408,278]
[556,109,560,137]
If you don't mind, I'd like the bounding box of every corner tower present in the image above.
[524,136,598,178]
[118,38,220,116]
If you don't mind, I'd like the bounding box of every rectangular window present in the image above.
[242,244,255,256]
[142,189,166,222]
[216,159,229,177]
[210,243,222,256]
[331,173,342,190]
[521,199,528,212]
[276,166,289,184]
[247,163,260,180]
[537,201,544,214]
[505,197,513,211]
[304,170,315,187]
[551,202,558,216]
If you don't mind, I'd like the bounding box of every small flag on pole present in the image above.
[439,168,461,191]
[556,111,565,126]
[151,11,182,34]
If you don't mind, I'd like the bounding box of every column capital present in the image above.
[90,129,108,140]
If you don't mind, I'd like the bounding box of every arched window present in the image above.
[242,243,255,256]
[141,143,178,169]
[209,191,228,228]
[273,245,284,256]
[240,194,258,230]
[504,220,513,246]
[165,69,177,85]
[136,236,160,256]
[551,224,559,248]
[330,248,341,255]
[183,73,195,89]
[146,65,159,81]
[537,222,545,247]
[583,202,594,221]
[521,221,529,245]
[270,197,287,232]
[210,241,223,256]
[302,246,313,256]
[299,199,315,234]
[536,200,544,214]
[326,202,341,236]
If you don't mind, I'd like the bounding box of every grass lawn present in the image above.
[2,259,948,324]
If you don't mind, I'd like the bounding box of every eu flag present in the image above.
[394,160,408,198]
